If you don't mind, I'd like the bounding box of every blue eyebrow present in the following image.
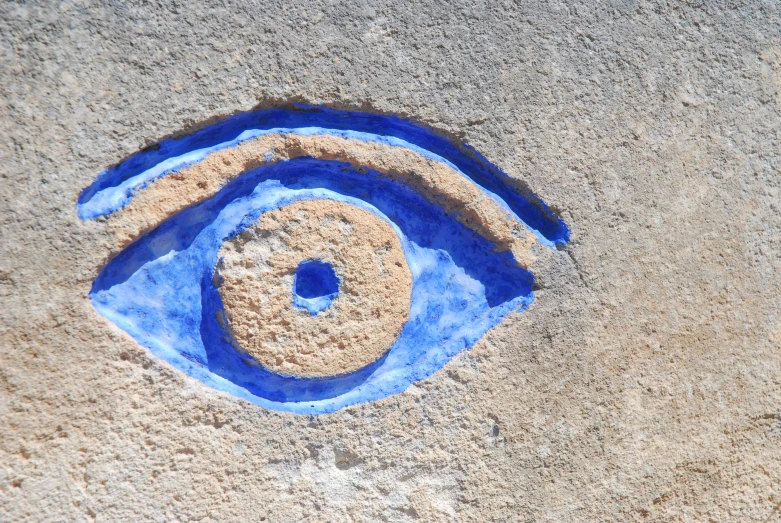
[78,105,569,245]
[92,157,533,307]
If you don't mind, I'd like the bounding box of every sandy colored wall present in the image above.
[2,1,781,521]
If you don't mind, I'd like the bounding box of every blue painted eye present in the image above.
[78,105,569,414]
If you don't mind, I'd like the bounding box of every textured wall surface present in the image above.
[2,1,781,521]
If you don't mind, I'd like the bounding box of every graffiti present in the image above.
[78,105,569,414]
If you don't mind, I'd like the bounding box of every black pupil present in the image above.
[294,260,339,299]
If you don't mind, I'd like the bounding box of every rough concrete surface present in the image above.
[2,1,781,521]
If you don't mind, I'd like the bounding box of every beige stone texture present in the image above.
[217,199,411,377]
[3,2,781,522]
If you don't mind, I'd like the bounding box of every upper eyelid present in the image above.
[91,131,542,267]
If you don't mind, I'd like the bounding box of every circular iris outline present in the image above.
[201,187,412,404]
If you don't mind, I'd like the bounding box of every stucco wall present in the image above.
[2,1,781,521]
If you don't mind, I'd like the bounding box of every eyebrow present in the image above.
[78,105,570,245]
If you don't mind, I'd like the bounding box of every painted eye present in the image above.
[79,105,569,414]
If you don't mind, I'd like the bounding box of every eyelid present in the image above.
[90,131,541,267]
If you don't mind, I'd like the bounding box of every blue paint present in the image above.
[200,270,390,402]
[90,158,536,413]
[77,105,569,244]
[292,260,339,315]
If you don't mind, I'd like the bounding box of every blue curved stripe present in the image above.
[78,105,569,244]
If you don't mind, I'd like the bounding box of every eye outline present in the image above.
[80,104,570,414]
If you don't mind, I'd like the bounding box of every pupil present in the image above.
[294,260,339,299]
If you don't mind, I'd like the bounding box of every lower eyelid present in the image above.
[102,132,539,268]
